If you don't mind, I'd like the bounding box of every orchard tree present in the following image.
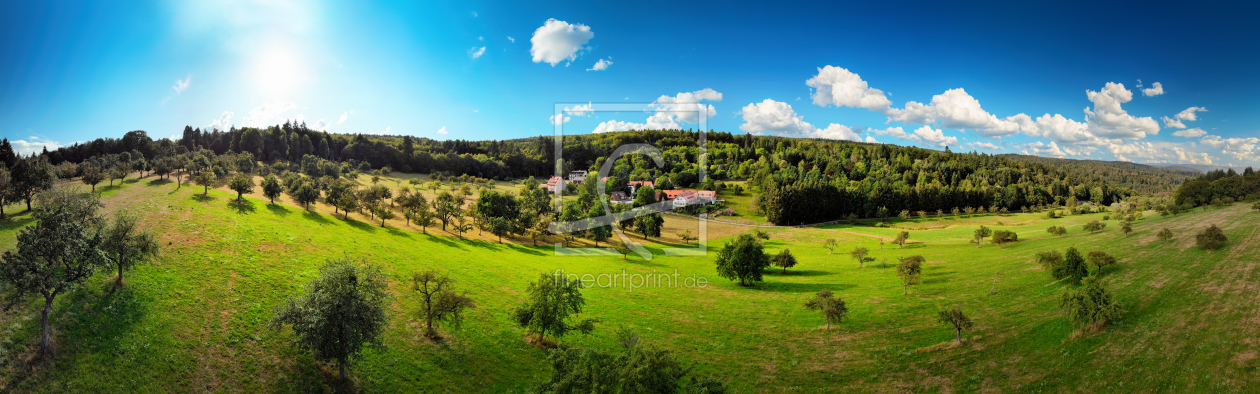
[612,241,631,259]
[294,183,320,211]
[270,258,391,379]
[370,204,395,227]
[102,210,159,286]
[0,167,12,219]
[0,188,110,356]
[1157,228,1174,242]
[512,272,598,345]
[527,217,550,246]
[991,230,1018,246]
[1036,250,1067,280]
[714,233,770,286]
[772,248,798,274]
[1083,220,1106,233]
[261,175,283,204]
[1063,247,1089,283]
[1196,224,1227,250]
[434,191,461,230]
[850,247,870,268]
[13,157,57,211]
[194,171,216,195]
[897,255,924,295]
[1047,226,1067,236]
[804,290,848,330]
[228,174,253,202]
[633,213,663,240]
[1252,201,1260,212]
[936,307,974,343]
[1087,251,1118,275]
[822,239,838,254]
[412,270,476,339]
[80,163,105,193]
[972,226,992,248]
[677,229,697,244]
[893,231,910,249]
[1059,276,1122,333]
[1120,222,1133,236]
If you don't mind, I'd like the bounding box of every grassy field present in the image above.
[0,175,1257,392]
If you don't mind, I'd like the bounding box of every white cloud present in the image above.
[173,75,191,94]
[968,141,1004,151]
[738,99,813,134]
[207,111,234,131]
[587,58,612,71]
[9,136,62,156]
[245,102,298,127]
[1172,128,1207,138]
[478,36,483,41]
[806,66,892,112]
[530,19,593,66]
[1083,82,1159,139]
[1013,113,1096,144]
[1024,141,1067,157]
[550,114,571,125]
[811,124,863,142]
[507,36,515,43]
[911,125,958,147]
[471,11,478,17]
[436,127,447,135]
[310,119,331,132]
[337,111,350,124]
[864,135,878,143]
[469,46,486,59]
[885,88,1022,137]
[1201,135,1260,162]
[592,119,672,133]
[652,88,722,124]
[564,102,594,117]
[1141,81,1163,97]
[1174,106,1207,121]
[1161,116,1186,129]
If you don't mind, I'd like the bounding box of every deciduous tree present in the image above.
[772,248,798,274]
[270,258,391,379]
[261,175,282,204]
[972,226,992,248]
[893,231,910,249]
[512,272,598,345]
[1157,228,1174,242]
[804,290,848,330]
[102,210,159,286]
[412,271,476,339]
[1059,276,1122,333]
[850,247,870,268]
[936,307,974,343]
[897,255,924,295]
[1083,220,1106,233]
[228,174,253,202]
[1196,224,1227,250]
[1087,251,1117,275]
[822,239,838,254]
[714,234,770,286]
[1063,247,1088,283]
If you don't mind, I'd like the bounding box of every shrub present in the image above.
[1196,224,1227,250]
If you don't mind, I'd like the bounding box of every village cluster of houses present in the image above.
[544,170,718,210]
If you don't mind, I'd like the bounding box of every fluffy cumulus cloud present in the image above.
[885,88,1022,137]
[206,111,234,131]
[967,141,1004,151]
[587,58,612,71]
[1161,116,1185,129]
[469,46,486,59]
[1162,107,1206,129]
[1172,128,1207,138]
[911,125,958,147]
[1141,81,1164,97]
[549,114,571,125]
[738,99,813,135]
[811,124,862,141]
[310,119,331,132]
[564,102,594,117]
[806,66,892,111]
[652,88,722,124]
[337,111,350,124]
[245,102,298,127]
[1083,82,1160,139]
[1023,141,1067,157]
[1201,135,1260,162]
[530,19,593,66]
[436,127,447,135]
[9,136,63,155]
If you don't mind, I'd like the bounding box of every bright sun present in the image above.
[254,50,305,97]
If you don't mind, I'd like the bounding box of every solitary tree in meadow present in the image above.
[1047,226,1067,236]
[1087,251,1118,275]
[678,229,697,244]
[228,174,253,202]
[412,270,476,339]
[1059,276,1122,333]
[1063,247,1089,283]
[893,231,910,249]
[1157,228,1174,242]
[261,175,282,204]
[772,248,798,274]
[1196,224,1227,250]
[897,255,924,295]
[0,188,110,356]
[102,210,159,286]
[991,230,1018,246]
[972,226,992,248]
[1083,220,1106,233]
[822,239,838,254]
[1120,222,1133,236]
[850,247,870,268]
[714,233,771,286]
[512,272,598,345]
[270,258,391,379]
[804,290,848,330]
[936,307,974,343]
[194,171,215,195]
[1252,201,1260,212]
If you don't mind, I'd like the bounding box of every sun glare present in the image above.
[254,50,305,97]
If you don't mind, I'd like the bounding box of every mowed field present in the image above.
[0,174,1257,392]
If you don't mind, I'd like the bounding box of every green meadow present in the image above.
[0,176,1257,392]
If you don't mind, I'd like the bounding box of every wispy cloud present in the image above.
[437,127,448,135]
[587,58,612,71]
[173,75,192,94]
[469,46,486,59]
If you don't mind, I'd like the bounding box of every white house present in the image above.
[568,170,588,184]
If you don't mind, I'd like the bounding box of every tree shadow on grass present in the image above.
[228,199,256,215]
[921,270,957,285]
[301,211,333,226]
[505,244,548,256]
[191,193,215,203]
[764,269,832,277]
[386,228,412,238]
[420,233,462,249]
[755,282,855,293]
[0,215,36,232]
[145,179,172,187]
[343,218,377,233]
[266,203,292,217]
[266,351,359,394]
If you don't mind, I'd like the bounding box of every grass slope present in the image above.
[0,177,1256,392]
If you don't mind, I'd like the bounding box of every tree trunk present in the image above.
[903,284,907,295]
[338,357,347,379]
[39,295,54,356]
[955,328,962,343]
[26,195,32,211]
[117,263,125,286]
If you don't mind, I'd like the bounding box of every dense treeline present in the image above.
[1173,167,1260,207]
[13,126,1199,225]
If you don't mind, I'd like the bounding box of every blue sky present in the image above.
[2,1,1259,167]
